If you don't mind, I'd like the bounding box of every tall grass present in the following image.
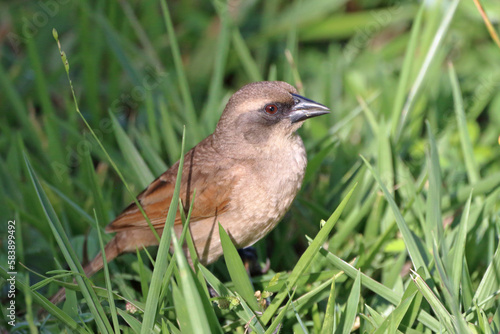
[1,0,500,332]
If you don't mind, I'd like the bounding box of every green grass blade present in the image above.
[45,182,95,226]
[117,308,143,334]
[158,98,180,163]
[264,289,297,334]
[461,259,474,313]
[94,210,120,334]
[280,273,336,314]
[0,63,41,150]
[23,153,113,333]
[431,239,469,333]
[199,265,265,333]
[79,7,101,122]
[171,232,218,334]
[304,141,336,184]
[52,29,159,242]
[361,155,429,276]
[320,275,336,334]
[144,90,161,153]
[390,2,424,137]
[425,122,444,248]
[159,0,199,136]
[339,270,361,334]
[203,1,231,120]
[140,128,185,334]
[182,203,202,274]
[357,95,379,136]
[450,192,472,301]
[135,131,168,176]
[318,248,440,331]
[174,203,223,334]
[261,184,357,325]
[259,0,345,40]
[377,130,394,202]
[219,223,260,311]
[136,249,150,302]
[365,305,384,327]
[25,34,57,123]
[157,202,195,304]
[489,305,500,334]
[448,62,480,184]
[110,112,154,188]
[400,268,424,330]
[411,270,455,333]
[90,10,142,86]
[373,291,416,334]
[16,211,36,333]
[83,151,108,228]
[396,0,460,138]
[232,29,263,82]
[295,306,311,334]
[473,239,500,309]
[119,0,163,70]
[0,266,89,333]
[442,172,500,209]
[163,319,182,334]
[172,281,194,334]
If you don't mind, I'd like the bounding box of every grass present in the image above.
[1,0,500,332]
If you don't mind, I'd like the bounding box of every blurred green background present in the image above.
[1,0,500,332]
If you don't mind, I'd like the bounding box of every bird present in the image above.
[50,81,329,304]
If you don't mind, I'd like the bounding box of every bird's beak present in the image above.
[288,93,330,123]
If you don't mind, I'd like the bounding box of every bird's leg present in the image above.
[237,246,274,309]
[237,246,270,276]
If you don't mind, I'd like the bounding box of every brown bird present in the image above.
[51,81,329,304]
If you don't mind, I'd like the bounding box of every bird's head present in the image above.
[215,81,330,148]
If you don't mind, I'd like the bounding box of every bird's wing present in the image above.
[106,139,235,232]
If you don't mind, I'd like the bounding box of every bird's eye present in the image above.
[265,104,278,114]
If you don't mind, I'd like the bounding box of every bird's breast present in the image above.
[225,136,307,247]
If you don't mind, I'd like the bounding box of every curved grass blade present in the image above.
[24,153,112,333]
[361,155,429,276]
[52,28,159,242]
[219,223,260,311]
[172,281,194,334]
[199,265,265,333]
[373,291,416,334]
[265,289,297,334]
[140,129,185,334]
[94,210,120,334]
[410,270,454,333]
[425,122,443,248]
[117,308,143,334]
[320,275,336,334]
[473,239,500,309]
[0,266,89,333]
[396,0,460,138]
[390,2,424,137]
[110,112,154,189]
[339,270,361,334]
[318,248,440,331]
[399,269,423,330]
[448,62,480,184]
[261,184,357,325]
[431,239,469,333]
[172,232,219,334]
[159,0,199,138]
[232,29,263,82]
[450,192,472,300]
[203,1,231,121]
